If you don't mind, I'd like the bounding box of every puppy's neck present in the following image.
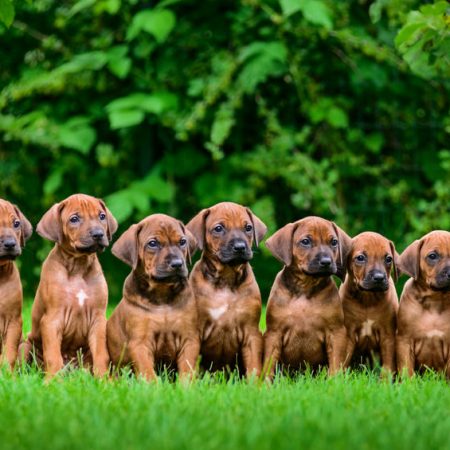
[53,245,98,276]
[200,253,248,289]
[281,266,333,299]
[126,270,188,307]
[411,279,450,309]
[0,260,14,278]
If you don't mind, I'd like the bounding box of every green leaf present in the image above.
[108,110,145,129]
[58,118,97,153]
[300,0,333,30]
[327,106,348,128]
[43,169,64,195]
[127,9,176,43]
[0,0,14,27]
[279,0,302,17]
[104,191,134,222]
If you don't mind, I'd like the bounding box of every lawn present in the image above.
[1,302,448,450]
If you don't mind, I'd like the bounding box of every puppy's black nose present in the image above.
[90,229,105,240]
[3,238,17,250]
[319,256,332,267]
[170,258,183,269]
[372,271,387,282]
[233,241,247,253]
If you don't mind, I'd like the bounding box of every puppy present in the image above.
[107,214,199,380]
[20,194,117,377]
[263,216,351,377]
[397,230,450,376]
[186,202,267,377]
[0,200,32,368]
[339,232,399,372]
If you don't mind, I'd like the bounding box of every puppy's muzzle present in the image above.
[306,253,337,276]
[219,238,253,265]
[360,270,388,292]
[76,228,109,253]
[0,236,20,259]
[433,266,450,291]
[153,255,188,281]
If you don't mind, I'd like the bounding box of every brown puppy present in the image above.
[397,231,450,376]
[107,214,199,380]
[0,200,32,368]
[20,194,117,378]
[263,217,351,377]
[339,232,399,372]
[186,202,267,377]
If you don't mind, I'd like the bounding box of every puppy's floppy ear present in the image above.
[112,224,140,269]
[186,209,210,251]
[399,239,422,280]
[178,221,198,264]
[332,222,352,281]
[265,223,296,266]
[245,207,267,247]
[99,200,118,241]
[13,205,33,247]
[389,240,400,283]
[37,202,64,243]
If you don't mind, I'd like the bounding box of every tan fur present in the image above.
[107,214,199,381]
[397,231,450,376]
[186,202,267,377]
[339,232,398,372]
[19,194,117,378]
[0,200,32,368]
[263,216,351,377]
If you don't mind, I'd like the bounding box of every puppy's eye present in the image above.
[180,238,187,247]
[245,224,253,233]
[213,225,224,233]
[99,212,106,221]
[356,254,366,262]
[13,220,20,228]
[147,240,158,248]
[385,255,393,264]
[331,238,338,247]
[300,238,311,246]
[428,252,439,261]
[69,215,80,224]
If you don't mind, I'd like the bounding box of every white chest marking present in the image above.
[426,329,444,338]
[209,305,228,320]
[361,319,375,337]
[76,289,88,307]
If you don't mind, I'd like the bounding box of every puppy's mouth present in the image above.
[304,264,337,277]
[0,253,19,261]
[430,281,450,292]
[358,282,389,293]
[151,272,188,283]
[218,251,253,266]
[75,243,107,254]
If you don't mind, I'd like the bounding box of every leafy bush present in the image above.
[0,0,448,300]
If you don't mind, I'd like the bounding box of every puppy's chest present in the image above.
[61,277,106,312]
[414,308,450,340]
[201,287,243,325]
[281,296,334,331]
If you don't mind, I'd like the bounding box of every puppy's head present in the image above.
[112,214,197,282]
[265,216,351,279]
[400,230,450,291]
[37,194,118,254]
[347,232,398,292]
[0,199,32,261]
[186,202,267,266]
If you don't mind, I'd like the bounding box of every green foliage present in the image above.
[395,1,450,78]
[0,0,449,301]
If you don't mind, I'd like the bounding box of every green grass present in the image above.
[4,303,449,450]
